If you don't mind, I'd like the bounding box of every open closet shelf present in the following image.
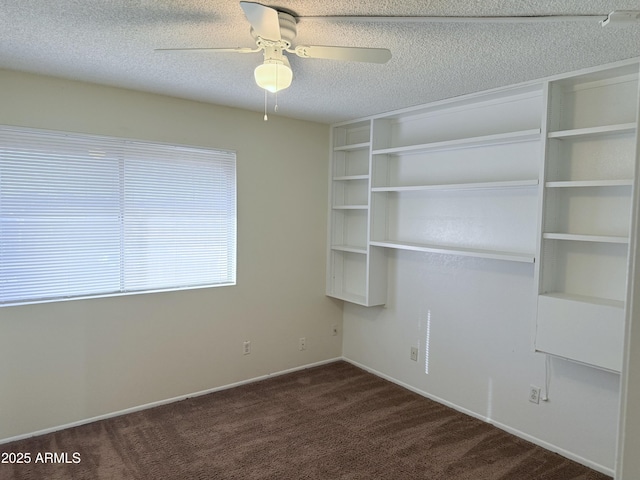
[539,292,625,309]
[332,205,368,210]
[548,123,636,139]
[333,174,369,181]
[372,179,538,192]
[369,240,535,263]
[333,142,370,152]
[542,233,629,244]
[336,292,367,304]
[372,128,540,156]
[545,180,633,188]
[330,245,367,254]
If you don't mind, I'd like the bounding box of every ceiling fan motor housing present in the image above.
[250,11,297,47]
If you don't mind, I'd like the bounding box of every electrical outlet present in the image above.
[243,340,251,355]
[299,337,306,351]
[529,385,541,404]
[332,324,338,336]
[410,346,418,362]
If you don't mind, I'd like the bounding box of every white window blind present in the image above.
[0,126,236,306]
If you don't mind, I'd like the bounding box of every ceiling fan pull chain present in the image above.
[274,66,279,113]
[264,89,268,121]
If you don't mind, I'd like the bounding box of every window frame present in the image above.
[0,125,237,307]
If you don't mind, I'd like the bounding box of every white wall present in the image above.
[343,250,620,474]
[0,69,342,441]
[617,84,640,480]
[0,67,624,475]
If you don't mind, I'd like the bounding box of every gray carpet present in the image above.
[0,361,611,479]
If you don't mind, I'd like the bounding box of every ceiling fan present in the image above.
[156,3,637,117]
[156,1,392,95]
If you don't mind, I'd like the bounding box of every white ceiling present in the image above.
[1,1,639,124]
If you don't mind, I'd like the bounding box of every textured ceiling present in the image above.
[1,1,639,124]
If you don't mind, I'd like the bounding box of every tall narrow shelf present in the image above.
[534,63,639,372]
[327,120,386,306]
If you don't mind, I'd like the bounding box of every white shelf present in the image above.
[535,66,638,372]
[543,232,629,244]
[328,291,368,305]
[333,174,369,181]
[536,293,625,372]
[329,120,385,307]
[370,240,535,263]
[332,205,368,210]
[333,142,370,152]
[371,129,541,156]
[372,179,538,193]
[545,180,633,188]
[548,123,636,139]
[539,292,624,309]
[331,245,367,254]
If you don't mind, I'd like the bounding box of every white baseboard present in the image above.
[342,357,615,478]
[0,357,342,446]
[1,355,615,478]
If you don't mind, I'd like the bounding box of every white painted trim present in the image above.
[616,60,640,480]
[0,353,615,477]
[0,357,342,446]
[332,57,640,128]
[379,87,543,124]
[342,357,614,478]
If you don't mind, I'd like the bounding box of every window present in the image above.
[0,126,236,306]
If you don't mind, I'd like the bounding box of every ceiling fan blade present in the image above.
[297,14,608,24]
[294,45,392,64]
[240,1,281,41]
[155,47,259,53]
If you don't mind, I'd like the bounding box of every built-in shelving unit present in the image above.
[368,85,542,274]
[327,84,544,306]
[327,59,640,375]
[327,120,386,306]
[534,63,639,373]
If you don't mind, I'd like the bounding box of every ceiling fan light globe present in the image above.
[254,59,293,92]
